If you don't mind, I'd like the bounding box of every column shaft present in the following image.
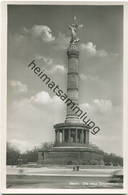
[57,130,60,143]
[55,131,57,143]
[69,129,71,143]
[81,129,84,144]
[62,129,65,143]
[65,48,80,123]
[84,130,86,144]
[75,129,77,143]
[86,130,89,144]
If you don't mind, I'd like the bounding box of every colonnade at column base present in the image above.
[37,123,104,165]
[54,122,90,147]
[37,122,98,165]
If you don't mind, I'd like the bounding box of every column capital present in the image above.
[67,50,79,58]
[67,44,79,58]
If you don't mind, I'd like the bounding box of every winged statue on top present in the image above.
[68,16,84,45]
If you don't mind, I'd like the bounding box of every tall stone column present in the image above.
[65,43,80,124]
[53,17,90,148]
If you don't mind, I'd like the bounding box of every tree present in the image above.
[39,142,53,150]
[21,147,38,163]
[7,142,20,165]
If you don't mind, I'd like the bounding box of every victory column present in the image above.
[38,17,103,165]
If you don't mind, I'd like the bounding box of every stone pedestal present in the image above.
[38,147,104,165]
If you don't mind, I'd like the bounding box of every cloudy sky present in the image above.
[7,5,123,156]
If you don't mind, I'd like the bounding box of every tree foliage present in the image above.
[6,142,123,166]
[7,142,53,165]
[7,142,20,165]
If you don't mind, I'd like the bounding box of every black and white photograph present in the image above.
[1,1,128,193]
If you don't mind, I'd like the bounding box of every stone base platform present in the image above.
[38,146,104,165]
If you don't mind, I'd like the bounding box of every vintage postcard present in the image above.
[0,0,128,194]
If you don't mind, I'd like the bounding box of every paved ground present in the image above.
[7,166,123,189]
[7,166,120,175]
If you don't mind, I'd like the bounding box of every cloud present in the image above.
[9,139,35,153]
[80,74,99,82]
[35,55,66,74]
[24,25,55,42]
[12,91,65,117]
[8,92,122,155]
[54,32,70,50]
[81,99,112,114]
[93,99,112,113]
[9,80,28,93]
[30,91,63,106]
[7,90,65,152]
[80,42,108,57]
[30,91,52,105]
[50,64,66,74]
[35,55,53,65]
[80,99,122,156]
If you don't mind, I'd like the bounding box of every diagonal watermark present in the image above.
[28,60,101,135]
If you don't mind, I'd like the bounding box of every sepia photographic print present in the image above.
[0,1,128,194]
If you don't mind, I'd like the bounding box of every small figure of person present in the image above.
[73,166,75,171]
[76,165,79,171]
